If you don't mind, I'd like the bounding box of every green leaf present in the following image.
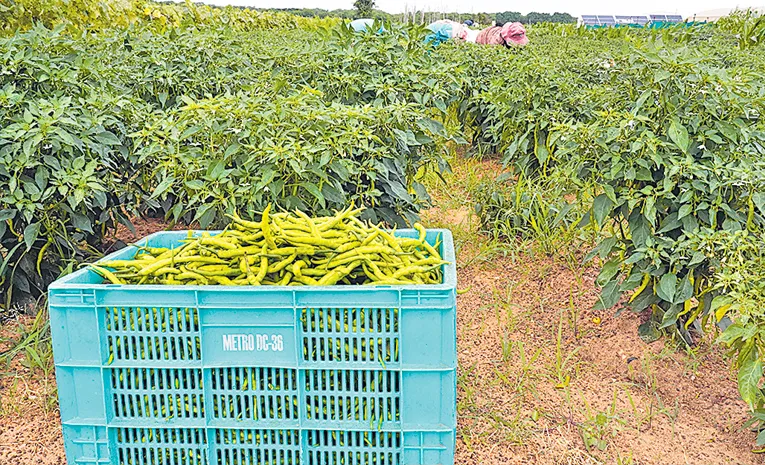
[224,142,240,158]
[71,212,94,233]
[594,280,620,310]
[321,183,346,205]
[304,183,325,208]
[95,131,122,146]
[416,118,446,137]
[688,251,706,267]
[753,192,765,216]
[257,167,277,189]
[757,429,765,447]
[643,196,656,227]
[602,184,617,204]
[657,212,680,233]
[673,274,694,304]
[738,357,763,409]
[23,222,40,250]
[171,202,184,223]
[717,324,755,346]
[656,273,677,302]
[194,204,216,229]
[434,98,447,114]
[150,176,176,200]
[93,190,107,209]
[184,180,205,190]
[207,161,228,180]
[596,259,620,286]
[668,119,689,154]
[388,181,413,203]
[0,209,15,222]
[638,320,661,343]
[631,89,652,115]
[628,211,651,248]
[716,121,738,142]
[653,69,671,82]
[619,271,645,291]
[23,137,36,156]
[592,194,613,227]
[677,204,693,220]
[660,304,682,328]
[180,126,202,140]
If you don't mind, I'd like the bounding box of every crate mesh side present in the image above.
[115,428,207,465]
[106,307,201,362]
[214,429,300,465]
[305,430,401,465]
[300,308,399,366]
[111,368,204,420]
[210,368,298,422]
[304,370,401,426]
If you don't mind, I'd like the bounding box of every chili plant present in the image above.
[561,43,765,343]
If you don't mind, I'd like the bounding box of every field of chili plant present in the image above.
[3,3,765,457]
[469,19,765,447]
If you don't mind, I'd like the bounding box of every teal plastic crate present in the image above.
[50,229,457,465]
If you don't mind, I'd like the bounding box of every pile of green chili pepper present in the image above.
[90,206,446,286]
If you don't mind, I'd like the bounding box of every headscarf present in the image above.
[501,22,529,46]
[476,22,528,46]
[349,18,374,32]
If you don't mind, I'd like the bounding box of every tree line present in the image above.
[495,11,575,24]
[248,7,576,25]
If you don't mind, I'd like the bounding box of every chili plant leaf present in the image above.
[739,357,763,409]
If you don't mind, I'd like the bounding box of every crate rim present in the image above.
[49,228,456,292]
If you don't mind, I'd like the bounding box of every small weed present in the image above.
[615,450,635,465]
[457,364,478,413]
[578,390,625,454]
[492,283,521,333]
[624,356,681,433]
[551,312,581,390]
[496,340,543,395]
[566,288,580,339]
[0,305,54,377]
[0,304,57,415]
[488,407,534,446]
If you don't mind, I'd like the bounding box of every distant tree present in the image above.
[252,7,391,20]
[494,10,575,25]
[475,12,493,25]
[495,11,522,25]
[395,9,575,26]
[353,0,375,18]
[550,12,576,23]
[526,13,540,23]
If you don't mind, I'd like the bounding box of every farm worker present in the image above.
[433,19,468,40]
[349,18,385,33]
[425,20,468,45]
[475,22,529,46]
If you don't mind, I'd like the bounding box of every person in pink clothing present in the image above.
[475,22,529,47]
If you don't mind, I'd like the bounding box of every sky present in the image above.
[201,0,765,17]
